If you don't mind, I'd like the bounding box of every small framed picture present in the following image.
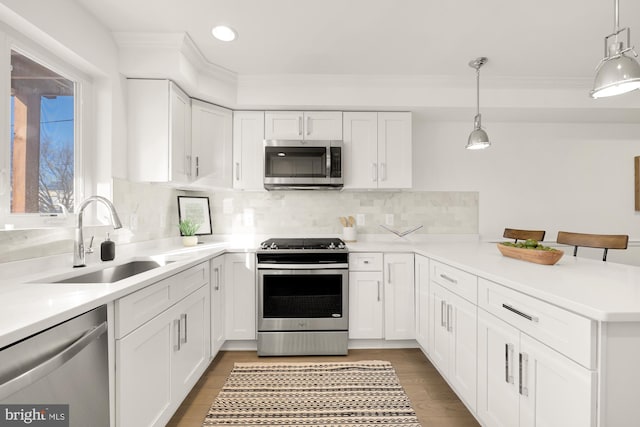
[177,196,212,235]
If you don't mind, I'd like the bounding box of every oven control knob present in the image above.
[338,242,346,249]
[269,242,278,250]
[328,242,336,249]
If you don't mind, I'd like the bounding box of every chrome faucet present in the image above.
[74,196,123,267]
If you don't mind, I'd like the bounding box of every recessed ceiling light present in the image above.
[211,25,237,42]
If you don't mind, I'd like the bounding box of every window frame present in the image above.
[0,25,93,229]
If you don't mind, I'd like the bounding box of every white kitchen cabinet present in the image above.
[127,79,192,184]
[224,252,256,340]
[342,112,412,189]
[232,111,265,190]
[477,309,596,427]
[116,263,210,427]
[349,271,384,339]
[383,253,415,340]
[414,254,430,353]
[265,111,342,140]
[210,255,225,356]
[191,99,232,188]
[430,281,477,413]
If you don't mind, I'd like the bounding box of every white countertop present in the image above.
[3,237,640,349]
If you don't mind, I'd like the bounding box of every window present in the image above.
[10,50,75,215]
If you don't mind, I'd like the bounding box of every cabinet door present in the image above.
[519,334,596,427]
[169,82,192,183]
[224,253,256,340]
[191,100,232,187]
[304,111,342,140]
[384,253,415,340]
[348,271,384,339]
[210,256,225,356]
[172,286,211,403]
[414,255,430,353]
[477,309,520,427]
[447,290,477,412]
[116,306,173,427]
[430,282,450,374]
[342,112,378,189]
[264,111,304,139]
[377,112,412,189]
[232,111,265,190]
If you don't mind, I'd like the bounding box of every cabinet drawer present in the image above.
[349,253,383,271]
[431,260,477,304]
[116,262,210,338]
[478,278,596,369]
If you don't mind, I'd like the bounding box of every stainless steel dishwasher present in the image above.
[0,305,109,427]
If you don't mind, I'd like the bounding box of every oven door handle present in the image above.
[258,263,349,269]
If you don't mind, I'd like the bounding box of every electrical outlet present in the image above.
[356,214,365,226]
[385,214,394,226]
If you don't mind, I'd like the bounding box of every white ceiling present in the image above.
[74,0,640,80]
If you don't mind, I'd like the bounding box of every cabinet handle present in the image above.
[381,162,387,181]
[363,260,369,264]
[298,116,302,135]
[306,116,311,136]
[387,264,392,283]
[519,352,529,396]
[446,304,453,332]
[372,163,378,182]
[439,273,458,284]
[502,303,539,323]
[174,318,181,351]
[377,281,381,302]
[181,313,188,344]
[235,162,240,181]
[214,267,220,290]
[195,156,199,177]
[505,343,514,384]
[440,300,447,327]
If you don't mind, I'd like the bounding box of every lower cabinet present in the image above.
[116,281,210,427]
[430,281,477,412]
[349,271,384,339]
[414,254,429,352]
[477,308,596,427]
[224,252,256,340]
[210,255,225,356]
[348,252,415,340]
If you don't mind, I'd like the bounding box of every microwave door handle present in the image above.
[326,147,332,178]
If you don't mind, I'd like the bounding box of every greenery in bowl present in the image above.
[179,219,200,236]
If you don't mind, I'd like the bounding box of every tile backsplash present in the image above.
[210,191,479,237]
[0,178,478,262]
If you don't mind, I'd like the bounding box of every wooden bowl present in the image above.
[497,243,564,265]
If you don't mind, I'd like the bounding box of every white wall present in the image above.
[412,117,640,240]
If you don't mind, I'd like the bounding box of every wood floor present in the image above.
[166,348,480,427]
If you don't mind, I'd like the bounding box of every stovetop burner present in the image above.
[259,238,347,250]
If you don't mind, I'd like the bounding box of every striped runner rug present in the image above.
[202,360,421,426]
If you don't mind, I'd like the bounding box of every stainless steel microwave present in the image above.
[263,140,343,190]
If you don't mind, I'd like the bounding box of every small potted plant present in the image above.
[179,219,200,247]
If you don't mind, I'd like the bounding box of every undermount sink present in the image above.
[51,260,173,284]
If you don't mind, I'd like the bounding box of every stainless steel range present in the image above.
[257,238,348,356]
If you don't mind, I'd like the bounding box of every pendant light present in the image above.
[590,0,640,98]
[466,57,490,150]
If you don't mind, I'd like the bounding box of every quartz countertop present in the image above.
[3,237,640,349]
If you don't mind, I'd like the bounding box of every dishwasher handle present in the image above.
[0,321,108,400]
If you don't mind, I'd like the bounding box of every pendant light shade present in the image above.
[466,57,490,150]
[591,0,640,98]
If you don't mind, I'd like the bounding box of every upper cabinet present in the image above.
[343,112,412,189]
[191,100,232,188]
[233,111,265,190]
[265,111,342,140]
[128,79,192,183]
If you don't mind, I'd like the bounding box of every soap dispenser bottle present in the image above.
[100,233,115,261]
